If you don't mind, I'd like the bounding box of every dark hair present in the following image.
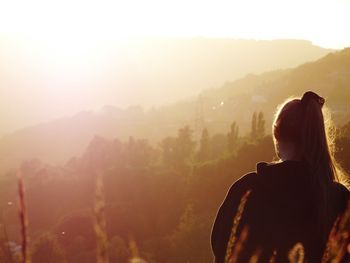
[273,91,341,238]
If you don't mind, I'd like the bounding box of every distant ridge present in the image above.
[1,44,349,174]
[0,38,332,135]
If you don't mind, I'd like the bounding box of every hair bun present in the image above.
[301,91,325,108]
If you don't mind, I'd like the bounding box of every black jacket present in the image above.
[211,160,349,263]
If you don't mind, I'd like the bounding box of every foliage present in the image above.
[227,122,239,153]
[0,120,349,262]
[197,128,210,162]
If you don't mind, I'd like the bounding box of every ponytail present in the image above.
[273,91,342,240]
[300,92,336,237]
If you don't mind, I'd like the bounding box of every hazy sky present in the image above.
[1,0,350,48]
[0,0,350,135]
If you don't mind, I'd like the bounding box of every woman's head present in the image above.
[273,92,338,180]
[273,91,342,235]
[273,99,304,161]
[273,91,337,181]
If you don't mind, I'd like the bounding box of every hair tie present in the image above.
[301,91,325,108]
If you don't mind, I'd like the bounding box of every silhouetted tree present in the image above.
[209,134,227,159]
[125,138,155,168]
[251,112,257,141]
[257,111,266,139]
[177,126,196,158]
[227,122,239,152]
[160,137,177,167]
[197,128,210,162]
[82,136,113,171]
[160,126,195,172]
[175,126,196,172]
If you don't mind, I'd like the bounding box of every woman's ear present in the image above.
[276,140,300,161]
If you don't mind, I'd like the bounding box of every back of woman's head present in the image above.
[273,91,337,183]
[273,91,342,237]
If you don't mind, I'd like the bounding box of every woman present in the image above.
[211,91,349,262]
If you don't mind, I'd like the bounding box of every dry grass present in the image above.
[129,239,148,263]
[17,171,31,263]
[224,190,251,263]
[94,171,110,263]
[322,200,350,262]
[288,243,305,263]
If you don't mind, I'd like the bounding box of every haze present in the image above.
[0,0,350,135]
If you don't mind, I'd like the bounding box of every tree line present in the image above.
[0,112,349,263]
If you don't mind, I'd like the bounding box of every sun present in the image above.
[19,31,124,78]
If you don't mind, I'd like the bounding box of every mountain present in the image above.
[1,47,350,174]
[0,37,332,135]
[110,38,332,106]
[199,47,350,132]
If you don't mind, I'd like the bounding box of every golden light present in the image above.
[0,0,349,135]
[0,0,349,50]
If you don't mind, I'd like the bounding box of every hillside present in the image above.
[139,47,350,141]
[0,47,349,174]
[0,37,332,135]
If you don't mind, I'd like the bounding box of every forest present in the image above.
[0,111,349,262]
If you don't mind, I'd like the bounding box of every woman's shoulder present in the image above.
[227,171,258,195]
[226,160,307,200]
[228,162,277,191]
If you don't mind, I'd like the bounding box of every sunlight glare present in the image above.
[0,0,349,49]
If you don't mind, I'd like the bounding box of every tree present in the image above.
[176,126,196,159]
[209,134,227,158]
[168,204,209,262]
[160,137,177,167]
[197,128,210,162]
[125,138,155,168]
[82,136,113,171]
[257,111,266,140]
[227,122,239,152]
[160,126,196,172]
[251,112,257,141]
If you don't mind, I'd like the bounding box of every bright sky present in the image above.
[0,0,349,135]
[0,0,349,48]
